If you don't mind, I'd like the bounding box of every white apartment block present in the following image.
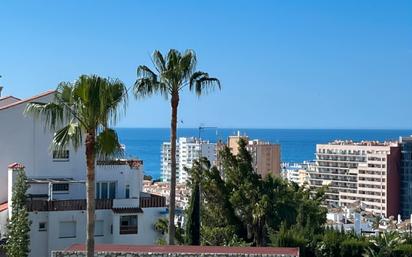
[308,140,401,217]
[0,91,166,257]
[161,137,216,183]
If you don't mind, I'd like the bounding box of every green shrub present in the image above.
[340,238,368,257]
[394,244,412,257]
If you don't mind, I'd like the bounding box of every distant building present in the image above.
[282,162,310,186]
[227,132,281,177]
[161,137,216,183]
[308,140,401,217]
[400,136,412,218]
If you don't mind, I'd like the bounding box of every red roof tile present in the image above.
[0,202,8,212]
[0,90,55,111]
[8,162,25,169]
[66,244,299,256]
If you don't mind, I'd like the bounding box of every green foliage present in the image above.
[24,75,127,157]
[365,231,406,257]
[191,139,327,247]
[5,169,31,257]
[340,238,369,257]
[185,159,206,245]
[316,230,346,257]
[394,244,412,257]
[143,175,153,181]
[153,217,185,245]
[270,223,309,256]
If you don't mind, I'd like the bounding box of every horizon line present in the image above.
[115,127,412,131]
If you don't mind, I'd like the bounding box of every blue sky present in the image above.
[0,0,411,129]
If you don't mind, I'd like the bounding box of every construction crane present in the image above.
[198,125,218,140]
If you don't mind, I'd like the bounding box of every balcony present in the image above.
[26,193,166,212]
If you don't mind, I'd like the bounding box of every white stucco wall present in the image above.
[28,207,166,257]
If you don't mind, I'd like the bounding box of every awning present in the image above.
[112,207,143,214]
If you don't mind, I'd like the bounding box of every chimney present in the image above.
[0,86,3,98]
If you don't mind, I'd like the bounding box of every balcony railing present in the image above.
[140,195,166,208]
[26,193,166,212]
[27,199,113,212]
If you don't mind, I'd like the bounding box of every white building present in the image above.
[308,140,401,217]
[0,91,166,257]
[161,137,216,183]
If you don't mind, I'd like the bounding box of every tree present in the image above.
[25,75,127,257]
[185,158,209,245]
[5,168,31,257]
[365,231,406,257]
[134,49,220,244]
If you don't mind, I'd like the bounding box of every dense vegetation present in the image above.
[5,168,30,257]
[180,139,412,257]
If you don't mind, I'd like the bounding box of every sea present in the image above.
[116,128,412,180]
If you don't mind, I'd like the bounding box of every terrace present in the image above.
[26,193,165,212]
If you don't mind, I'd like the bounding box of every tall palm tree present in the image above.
[134,49,220,244]
[25,75,127,257]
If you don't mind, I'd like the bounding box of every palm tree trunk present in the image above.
[168,93,179,245]
[85,131,96,257]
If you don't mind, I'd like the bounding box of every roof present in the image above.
[8,162,25,169]
[27,178,85,184]
[0,96,20,101]
[0,202,8,212]
[0,90,55,111]
[97,159,143,169]
[65,245,300,256]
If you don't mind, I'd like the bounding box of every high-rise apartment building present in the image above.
[400,136,412,218]
[161,137,216,183]
[227,132,281,177]
[308,140,401,217]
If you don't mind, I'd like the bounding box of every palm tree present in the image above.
[134,49,220,244]
[364,231,406,257]
[25,75,127,257]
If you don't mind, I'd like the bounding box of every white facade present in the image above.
[0,91,166,257]
[308,140,401,217]
[161,137,216,183]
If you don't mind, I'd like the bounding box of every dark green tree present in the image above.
[5,168,31,257]
[185,158,208,245]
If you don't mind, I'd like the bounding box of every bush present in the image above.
[270,224,311,257]
[315,230,342,257]
[340,238,368,257]
[394,244,412,257]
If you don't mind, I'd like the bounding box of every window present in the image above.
[53,150,70,161]
[53,183,69,192]
[125,185,130,199]
[95,220,104,237]
[96,182,116,199]
[39,222,47,232]
[59,221,76,238]
[120,215,137,234]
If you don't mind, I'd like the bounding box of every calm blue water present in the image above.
[116,128,412,179]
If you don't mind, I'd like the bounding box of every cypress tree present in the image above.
[186,181,200,245]
[5,168,31,257]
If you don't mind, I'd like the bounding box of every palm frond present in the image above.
[189,71,221,96]
[95,128,123,160]
[180,49,197,81]
[134,65,168,99]
[24,102,66,130]
[52,122,83,152]
[152,50,166,73]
